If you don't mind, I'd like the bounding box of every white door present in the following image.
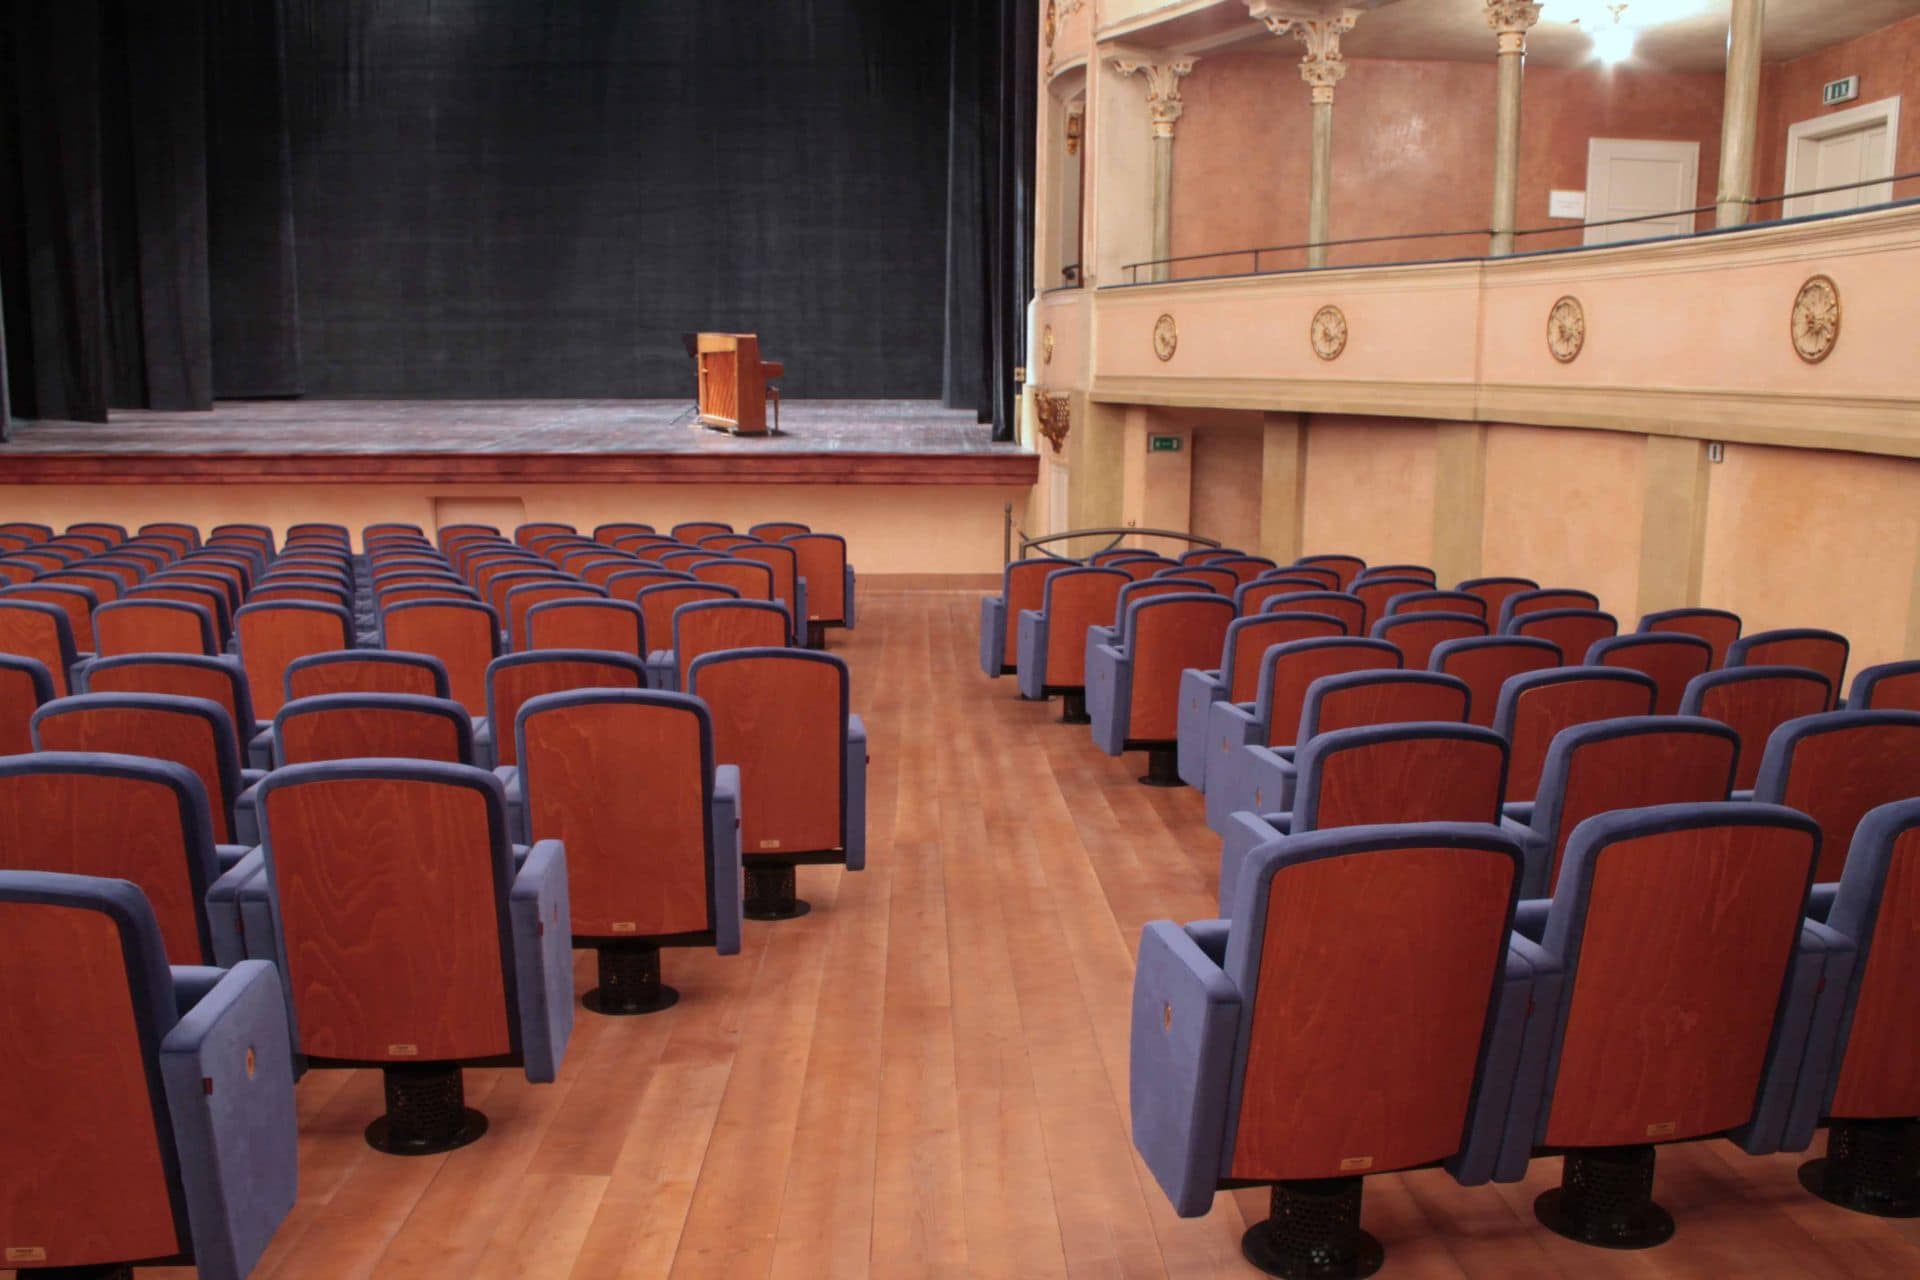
[1785,97,1901,218]
[1584,138,1701,246]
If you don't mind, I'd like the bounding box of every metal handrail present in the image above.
[1010,523,1223,562]
[1116,169,1920,282]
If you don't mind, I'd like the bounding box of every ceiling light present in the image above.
[1590,21,1638,64]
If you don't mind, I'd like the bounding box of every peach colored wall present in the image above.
[1170,55,1725,271]
[1758,13,1920,206]
[0,482,1023,573]
[1700,444,1920,675]
[1300,416,1436,564]
[1188,425,1264,550]
[1480,423,1646,621]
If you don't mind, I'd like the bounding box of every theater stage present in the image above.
[0,399,1036,575]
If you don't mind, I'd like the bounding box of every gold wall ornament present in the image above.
[1791,274,1841,364]
[1042,324,1055,364]
[1310,305,1348,361]
[1546,295,1586,364]
[1152,313,1178,362]
[1036,392,1071,454]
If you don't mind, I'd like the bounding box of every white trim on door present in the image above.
[1784,95,1901,218]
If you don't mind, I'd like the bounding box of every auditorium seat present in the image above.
[1781,797,1920,1215]
[689,556,775,601]
[653,597,792,691]
[1501,717,1740,897]
[1370,611,1487,669]
[1429,635,1562,728]
[0,753,248,965]
[513,689,740,1014]
[785,532,856,647]
[1383,588,1487,620]
[1492,667,1658,803]
[980,559,1071,678]
[1847,660,1920,711]
[285,521,349,545]
[1112,556,1180,580]
[235,600,355,721]
[1586,632,1715,714]
[505,580,605,652]
[0,597,79,695]
[249,579,353,611]
[1730,628,1851,709]
[1346,575,1427,629]
[486,569,575,628]
[136,529,195,562]
[0,652,53,753]
[593,521,655,544]
[604,566,695,601]
[89,599,221,662]
[697,533,758,554]
[380,598,501,718]
[1508,607,1618,660]
[1751,710,1920,882]
[140,521,203,550]
[1262,588,1366,635]
[39,565,123,605]
[514,521,578,548]
[1217,720,1508,919]
[1639,606,1743,668]
[734,540,808,625]
[1130,823,1531,1274]
[1178,547,1237,565]
[0,871,297,1277]
[34,692,259,846]
[658,548,712,573]
[240,760,571,1151]
[1294,553,1364,588]
[0,555,42,584]
[1174,611,1348,788]
[132,578,233,641]
[1160,563,1235,595]
[1496,803,1829,1248]
[690,648,867,919]
[671,520,733,542]
[1208,668,1471,851]
[634,582,740,676]
[1011,566,1127,721]
[1088,548,1149,567]
[1234,573,1337,614]
[81,653,258,765]
[1497,587,1601,631]
[1355,563,1437,588]
[286,649,450,702]
[1679,665,1833,790]
[480,649,650,773]
[1087,592,1235,785]
[525,596,647,657]
[4,581,99,654]
[275,692,475,767]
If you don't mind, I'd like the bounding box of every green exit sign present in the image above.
[1149,434,1182,453]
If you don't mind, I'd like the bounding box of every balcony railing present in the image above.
[1115,171,1920,285]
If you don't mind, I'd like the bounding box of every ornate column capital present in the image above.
[1111,55,1197,138]
[1253,9,1359,106]
[1485,2,1543,55]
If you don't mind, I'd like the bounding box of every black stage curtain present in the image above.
[2,0,1026,430]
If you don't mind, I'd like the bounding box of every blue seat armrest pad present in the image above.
[1510,898,1551,943]
[1015,609,1048,700]
[172,966,228,1019]
[1183,919,1230,967]
[712,765,744,954]
[1778,917,1860,1154]
[1806,881,1838,924]
[1216,810,1288,916]
[509,838,574,1084]
[247,725,275,771]
[845,715,868,870]
[1454,932,1562,1186]
[978,595,1007,677]
[206,848,267,967]
[1493,930,1569,1182]
[160,960,299,1280]
[1129,920,1242,1218]
[471,717,493,769]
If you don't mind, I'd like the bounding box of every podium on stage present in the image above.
[694,333,783,436]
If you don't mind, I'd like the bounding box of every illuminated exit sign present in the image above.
[1149,435,1181,453]
[1823,76,1860,106]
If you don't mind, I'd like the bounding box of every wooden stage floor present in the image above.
[41,589,1920,1280]
[0,400,1035,486]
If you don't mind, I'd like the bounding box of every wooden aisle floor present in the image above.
[93,589,1920,1279]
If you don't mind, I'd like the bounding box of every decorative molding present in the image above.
[1251,6,1359,105]
[1791,274,1841,364]
[1484,1,1542,54]
[1064,101,1085,155]
[1310,305,1348,361]
[1043,324,1056,364]
[1546,295,1586,364]
[1152,313,1179,361]
[1111,55,1197,137]
[1036,392,1072,454]
[1044,0,1085,73]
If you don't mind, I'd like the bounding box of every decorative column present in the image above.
[1486,3,1542,256]
[1255,8,1359,268]
[1112,55,1196,282]
[1716,0,1766,228]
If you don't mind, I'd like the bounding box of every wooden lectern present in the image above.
[695,333,783,436]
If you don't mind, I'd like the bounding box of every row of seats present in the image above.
[0,519,871,1278]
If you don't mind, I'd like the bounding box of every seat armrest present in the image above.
[159,960,299,1280]
[845,715,868,870]
[1499,819,1552,898]
[247,725,275,771]
[978,594,1007,677]
[711,765,744,954]
[206,848,266,967]
[1129,920,1242,1218]
[1183,919,1230,967]
[171,966,228,1019]
[1806,881,1838,924]
[843,563,856,629]
[1765,917,1859,1156]
[509,838,574,1084]
[1217,810,1289,916]
[1494,931,1568,1182]
[646,650,677,692]
[1731,788,1755,803]
[471,717,494,770]
[1510,898,1551,943]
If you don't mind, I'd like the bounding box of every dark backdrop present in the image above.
[0,0,1033,436]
